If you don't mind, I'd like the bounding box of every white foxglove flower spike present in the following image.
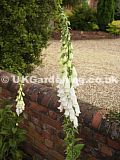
[15,79,25,116]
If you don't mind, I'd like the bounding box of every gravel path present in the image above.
[31,39,120,111]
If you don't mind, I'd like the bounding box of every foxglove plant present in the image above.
[56,1,84,159]
[57,5,80,129]
[16,77,25,116]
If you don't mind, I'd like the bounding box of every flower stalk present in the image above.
[56,1,84,159]
[57,1,80,129]
[15,76,25,116]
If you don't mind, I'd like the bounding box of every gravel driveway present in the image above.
[31,39,120,112]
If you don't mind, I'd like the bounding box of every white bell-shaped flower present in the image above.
[73,116,79,128]
[72,66,77,78]
[74,105,80,117]
[58,105,64,112]
[69,108,76,121]
[64,77,70,93]
[72,77,79,88]
[16,97,25,116]
[64,109,69,117]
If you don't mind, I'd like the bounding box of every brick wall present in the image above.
[0,70,120,160]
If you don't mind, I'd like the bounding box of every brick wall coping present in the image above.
[0,70,119,141]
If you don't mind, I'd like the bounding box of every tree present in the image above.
[115,0,120,20]
[97,0,115,31]
[0,0,55,74]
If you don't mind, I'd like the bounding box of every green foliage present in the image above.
[97,0,115,31]
[81,0,89,8]
[115,0,120,20]
[65,9,73,17]
[0,104,26,160]
[107,20,120,35]
[0,0,55,74]
[63,118,84,160]
[62,0,80,6]
[69,5,98,31]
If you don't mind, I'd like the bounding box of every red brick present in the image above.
[46,124,56,135]
[95,133,106,143]
[34,139,48,154]
[0,88,11,98]
[45,139,53,148]
[41,94,52,106]
[47,149,64,160]
[22,119,29,128]
[107,138,120,150]
[92,112,102,129]
[28,122,35,129]
[36,126,42,134]
[99,144,113,157]
[23,112,29,120]
[49,110,57,120]
[19,122,29,131]
[41,113,62,130]
[54,136,65,154]
[0,87,2,94]
[82,127,93,140]
[87,155,97,160]
[34,133,44,144]
[28,125,44,144]
[42,131,51,140]
[26,134,34,143]
[30,93,38,102]
[24,98,30,106]
[30,102,48,113]
[31,116,40,125]
[22,142,35,156]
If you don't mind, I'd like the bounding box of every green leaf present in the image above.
[12,127,17,134]
[9,139,17,148]
[74,144,84,159]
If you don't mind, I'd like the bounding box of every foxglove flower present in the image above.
[57,76,80,128]
[15,80,25,116]
[16,97,25,116]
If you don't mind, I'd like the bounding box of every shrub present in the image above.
[69,6,98,31]
[97,0,115,31]
[115,0,120,20]
[0,0,55,74]
[65,9,73,17]
[107,20,120,35]
[0,103,26,160]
